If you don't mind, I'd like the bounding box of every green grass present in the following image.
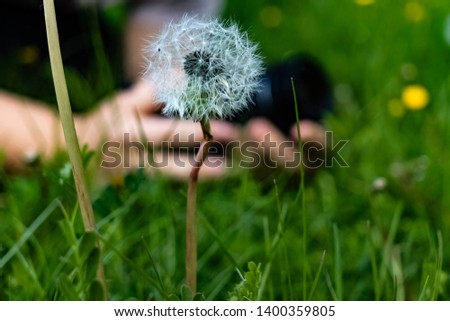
[1,0,450,300]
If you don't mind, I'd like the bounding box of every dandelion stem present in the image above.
[186,118,212,294]
[43,0,106,299]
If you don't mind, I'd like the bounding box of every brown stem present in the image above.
[185,119,212,294]
[43,0,106,299]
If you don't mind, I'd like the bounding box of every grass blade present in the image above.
[333,224,343,300]
[141,237,167,297]
[0,199,59,269]
[367,221,381,300]
[431,230,444,300]
[379,202,403,296]
[308,250,326,300]
[291,77,308,300]
[94,232,164,298]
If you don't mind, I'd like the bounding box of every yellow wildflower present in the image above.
[405,1,425,22]
[401,85,429,110]
[354,0,375,6]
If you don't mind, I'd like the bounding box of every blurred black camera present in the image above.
[235,54,333,135]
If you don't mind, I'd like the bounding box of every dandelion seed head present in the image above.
[143,15,264,121]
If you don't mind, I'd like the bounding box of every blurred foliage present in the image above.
[1,0,450,300]
[229,262,262,300]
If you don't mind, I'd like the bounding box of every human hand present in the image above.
[78,80,238,179]
[241,117,327,171]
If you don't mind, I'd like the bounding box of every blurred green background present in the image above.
[1,0,450,300]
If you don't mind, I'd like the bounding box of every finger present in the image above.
[289,120,326,146]
[120,80,163,115]
[243,117,299,168]
[290,121,328,170]
[120,80,241,145]
[135,117,239,148]
[100,146,228,180]
[150,151,229,180]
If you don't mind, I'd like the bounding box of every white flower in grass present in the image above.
[143,15,264,122]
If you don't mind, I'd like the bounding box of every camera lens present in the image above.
[235,54,333,135]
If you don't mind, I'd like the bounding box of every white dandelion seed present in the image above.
[143,15,265,122]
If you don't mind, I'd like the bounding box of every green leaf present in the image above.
[193,293,206,301]
[79,232,97,264]
[180,285,193,301]
[229,261,262,301]
[88,279,106,301]
[84,247,100,283]
[58,274,80,300]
